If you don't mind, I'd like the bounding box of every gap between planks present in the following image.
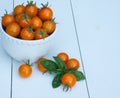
[69,0,91,98]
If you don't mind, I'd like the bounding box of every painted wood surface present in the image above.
[0,0,13,98]
[71,0,120,98]
[0,0,120,98]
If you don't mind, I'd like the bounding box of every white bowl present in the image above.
[0,19,57,63]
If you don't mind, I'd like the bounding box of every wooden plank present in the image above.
[12,0,89,98]
[71,0,120,98]
[0,0,13,98]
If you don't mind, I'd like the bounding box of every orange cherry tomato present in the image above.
[57,52,69,63]
[6,22,21,37]
[25,1,38,17]
[18,13,32,28]
[42,20,56,34]
[38,3,53,21]
[15,13,24,23]
[18,63,32,78]
[66,58,80,70]
[31,16,42,30]
[14,4,25,15]
[35,28,48,40]
[20,27,34,40]
[37,58,47,73]
[2,14,15,27]
[61,73,76,87]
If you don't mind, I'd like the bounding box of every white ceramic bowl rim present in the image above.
[0,19,57,45]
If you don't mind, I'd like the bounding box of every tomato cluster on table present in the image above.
[18,52,85,92]
[2,1,56,40]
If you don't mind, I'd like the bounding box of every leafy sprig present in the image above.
[40,56,85,90]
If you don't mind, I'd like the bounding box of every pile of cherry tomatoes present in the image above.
[18,52,85,91]
[2,1,85,92]
[2,1,56,40]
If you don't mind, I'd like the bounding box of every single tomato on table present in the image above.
[18,63,32,78]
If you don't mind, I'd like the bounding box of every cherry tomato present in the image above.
[6,22,21,37]
[2,14,15,27]
[18,63,32,78]
[42,20,56,34]
[62,73,76,88]
[35,28,48,40]
[31,16,42,30]
[37,58,47,73]
[38,3,53,21]
[20,27,34,40]
[57,52,69,63]
[18,13,32,28]
[66,58,80,70]
[14,4,25,15]
[25,1,38,17]
[15,13,23,23]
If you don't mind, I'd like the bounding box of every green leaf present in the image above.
[70,70,85,81]
[40,60,58,72]
[52,74,62,88]
[53,56,66,70]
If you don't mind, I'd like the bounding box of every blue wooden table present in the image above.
[0,0,120,98]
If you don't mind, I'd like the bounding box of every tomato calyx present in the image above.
[21,2,24,6]
[38,30,45,37]
[63,84,71,92]
[2,10,9,17]
[51,18,55,22]
[4,9,8,15]
[22,13,29,22]
[27,26,34,33]
[41,2,49,8]
[24,59,34,67]
[36,30,48,38]
[51,18,57,24]
[26,0,36,6]
[24,59,31,66]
